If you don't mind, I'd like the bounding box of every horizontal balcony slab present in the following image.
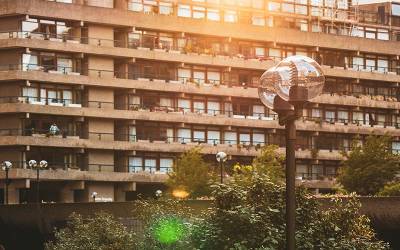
[0,135,344,160]
[0,38,399,82]
[0,70,399,110]
[0,103,398,136]
[1,0,399,56]
[0,168,167,183]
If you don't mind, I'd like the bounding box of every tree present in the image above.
[378,182,400,196]
[232,145,284,186]
[166,147,215,198]
[337,135,400,195]
[45,212,134,250]
[190,174,389,250]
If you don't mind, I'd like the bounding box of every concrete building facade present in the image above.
[0,0,399,203]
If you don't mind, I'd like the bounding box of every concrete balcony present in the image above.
[0,167,168,183]
[0,70,399,110]
[0,38,399,82]
[0,103,398,136]
[0,135,344,160]
[1,0,399,56]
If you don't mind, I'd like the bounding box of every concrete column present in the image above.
[59,181,85,203]
[114,182,135,202]
[114,0,128,10]
[60,188,74,203]
[7,187,20,204]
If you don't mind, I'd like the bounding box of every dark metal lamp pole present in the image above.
[2,161,12,205]
[258,55,325,250]
[216,151,227,184]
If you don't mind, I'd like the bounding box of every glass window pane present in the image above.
[224,131,237,145]
[208,130,220,144]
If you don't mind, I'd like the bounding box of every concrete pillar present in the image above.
[114,182,135,202]
[59,181,85,203]
[60,188,74,203]
[7,187,20,204]
[114,0,128,10]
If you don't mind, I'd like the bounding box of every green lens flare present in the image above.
[152,217,186,244]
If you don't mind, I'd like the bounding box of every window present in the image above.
[337,111,349,122]
[193,6,206,19]
[144,159,156,173]
[178,5,191,17]
[296,164,308,178]
[178,68,191,83]
[352,57,364,70]
[57,57,72,73]
[224,10,237,23]
[255,47,265,58]
[178,99,190,113]
[377,29,389,40]
[193,71,205,84]
[22,54,38,71]
[268,2,280,11]
[325,110,335,122]
[252,15,265,26]
[208,130,220,144]
[86,0,113,8]
[193,130,205,142]
[193,101,205,113]
[159,2,173,15]
[129,126,136,141]
[392,142,400,154]
[253,105,265,117]
[207,9,220,21]
[160,97,173,108]
[207,101,220,115]
[224,131,237,145]
[128,0,143,11]
[253,133,265,145]
[177,128,191,143]
[160,158,173,173]
[392,4,400,16]
[311,108,321,118]
[22,87,38,102]
[353,112,363,123]
[239,133,251,145]
[129,157,142,172]
[207,71,221,84]
[377,59,389,73]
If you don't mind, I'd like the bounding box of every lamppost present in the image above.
[258,55,325,250]
[1,161,12,204]
[28,160,48,203]
[216,151,228,183]
[91,191,98,202]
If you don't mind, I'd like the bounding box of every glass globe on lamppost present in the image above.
[259,56,324,108]
[271,55,324,106]
[216,152,227,184]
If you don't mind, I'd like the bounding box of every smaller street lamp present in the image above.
[91,191,98,202]
[216,151,228,184]
[155,190,163,199]
[1,161,12,204]
[29,160,48,203]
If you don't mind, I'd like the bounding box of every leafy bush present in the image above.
[378,182,400,196]
[190,174,390,250]
[45,212,134,250]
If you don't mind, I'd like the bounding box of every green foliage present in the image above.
[233,145,285,186]
[166,147,215,198]
[190,174,389,250]
[338,134,400,195]
[131,199,195,249]
[378,182,400,196]
[45,212,134,250]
